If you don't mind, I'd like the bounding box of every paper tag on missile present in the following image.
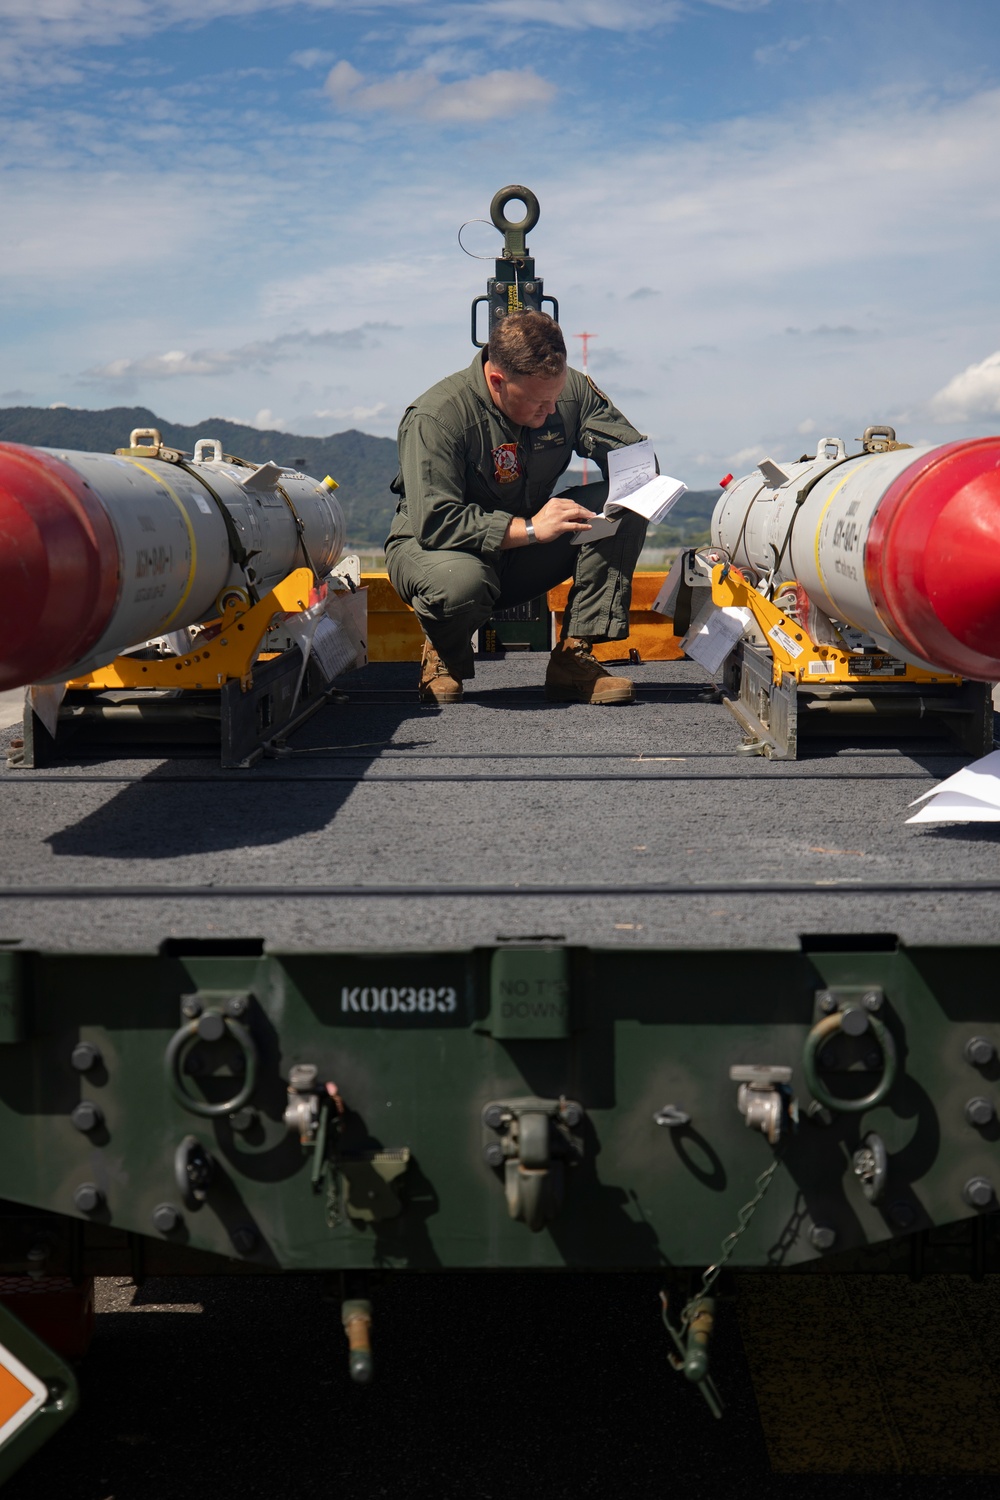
[768,623,804,659]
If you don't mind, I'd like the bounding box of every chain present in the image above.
[681,1156,782,1324]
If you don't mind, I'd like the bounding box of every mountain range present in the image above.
[0,406,717,547]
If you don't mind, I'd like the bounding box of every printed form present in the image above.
[571,439,687,543]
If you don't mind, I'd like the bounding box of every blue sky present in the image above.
[4,0,1000,482]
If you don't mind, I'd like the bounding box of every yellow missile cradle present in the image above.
[710,563,957,688]
[68,568,316,694]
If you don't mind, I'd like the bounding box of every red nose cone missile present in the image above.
[0,444,119,691]
[866,438,1000,679]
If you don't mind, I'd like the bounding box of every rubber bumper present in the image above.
[0,443,119,690]
[866,437,1000,679]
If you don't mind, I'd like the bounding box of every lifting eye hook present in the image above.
[164,1012,259,1118]
[802,1009,897,1114]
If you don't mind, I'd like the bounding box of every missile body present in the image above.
[0,442,346,690]
[711,436,1000,680]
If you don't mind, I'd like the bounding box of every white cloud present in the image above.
[928,351,1000,422]
[253,407,285,429]
[290,48,335,70]
[729,443,767,467]
[0,173,206,282]
[754,35,808,65]
[405,0,683,45]
[81,325,398,383]
[0,0,681,86]
[324,59,554,121]
[313,402,388,423]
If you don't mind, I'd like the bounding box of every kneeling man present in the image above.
[385,310,648,705]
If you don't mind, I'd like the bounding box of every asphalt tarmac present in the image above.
[1,657,998,950]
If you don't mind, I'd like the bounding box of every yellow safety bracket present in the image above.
[710,564,955,687]
[67,567,314,694]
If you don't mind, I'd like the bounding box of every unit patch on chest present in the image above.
[492,443,522,484]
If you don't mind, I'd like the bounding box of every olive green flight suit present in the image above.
[385,351,648,679]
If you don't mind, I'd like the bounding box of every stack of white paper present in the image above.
[907,749,1000,823]
[571,439,687,544]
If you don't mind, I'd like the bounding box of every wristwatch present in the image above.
[524,519,538,544]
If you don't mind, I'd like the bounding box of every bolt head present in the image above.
[966,1037,995,1067]
[196,1011,226,1043]
[70,1101,102,1133]
[965,1097,995,1127]
[840,1007,869,1037]
[563,1104,582,1128]
[809,1224,837,1251]
[180,996,202,1019]
[889,1201,916,1229]
[807,1101,833,1126]
[853,1148,877,1181]
[152,1203,181,1233]
[964,1177,995,1208]
[231,1226,258,1255]
[71,1043,101,1072]
[224,994,248,1018]
[483,1143,504,1167]
[483,1104,505,1130]
[73,1183,102,1213]
[862,990,883,1012]
[817,991,835,1014]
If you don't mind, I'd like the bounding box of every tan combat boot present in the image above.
[419,639,464,704]
[545,637,634,705]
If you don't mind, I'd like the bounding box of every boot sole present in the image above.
[544,685,634,705]
[419,688,464,704]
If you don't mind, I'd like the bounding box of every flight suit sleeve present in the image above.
[397,409,513,557]
[574,377,646,481]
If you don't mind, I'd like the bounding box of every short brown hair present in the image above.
[488,310,566,378]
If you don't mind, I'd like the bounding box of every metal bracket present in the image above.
[481,1096,585,1232]
[730,1065,796,1146]
[283,1064,324,1144]
[338,1150,411,1223]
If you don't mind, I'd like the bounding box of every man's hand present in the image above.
[531,497,598,543]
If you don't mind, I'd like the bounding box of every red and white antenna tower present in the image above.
[574,332,597,486]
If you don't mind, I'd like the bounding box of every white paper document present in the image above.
[571,439,688,544]
[682,605,752,676]
[907,748,1000,824]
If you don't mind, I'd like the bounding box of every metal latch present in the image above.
[283,1064,326,1143]
[730,1065,795,1146]
[481,1096,585,1232]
